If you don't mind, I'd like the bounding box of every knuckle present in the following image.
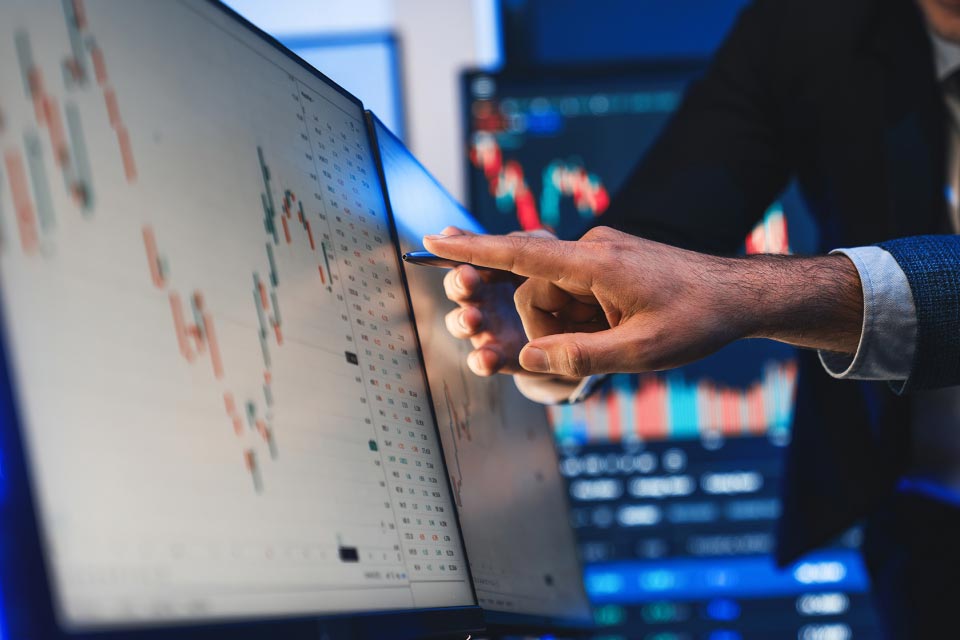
[513,282,532,308]
[528,228,557,239]
[511,236,537,269]
[560,340,592,378]
[515,279,550,310]
[582,225,618,242]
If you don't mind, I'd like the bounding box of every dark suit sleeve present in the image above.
[876,235,960,392]
[598,0,790,254]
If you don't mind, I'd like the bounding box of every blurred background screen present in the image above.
[461,61,879,639]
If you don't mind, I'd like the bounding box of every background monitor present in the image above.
[463,63,704,239]
[0,1,479,637]
[370,112,594,632]
[462,66,881,638]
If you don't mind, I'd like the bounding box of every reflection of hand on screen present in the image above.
[439,227,556,378]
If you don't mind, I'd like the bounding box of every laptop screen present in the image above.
[372,114,592,628]
[0,0,474,630]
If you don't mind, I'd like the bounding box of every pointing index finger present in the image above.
[423,233,583,283]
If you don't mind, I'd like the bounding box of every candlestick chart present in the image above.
[0,0,472,626]
[470,131,611,231]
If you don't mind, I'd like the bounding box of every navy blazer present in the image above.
[598,0,950,563]
[880,235,960,391]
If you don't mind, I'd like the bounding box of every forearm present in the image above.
[714,253,864,354]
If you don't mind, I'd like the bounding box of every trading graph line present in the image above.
[148,222,276,492]
[3,150,39,254]
[141,225,167,288]
[540,160,610,229]
[15,30,84,214]
[257,146,330,285]
[4,0,136,237]
[131,141,339,493]
[0,9,376,498]
[24,132,56,232]
[63,103,94,214]
[60,0,137,182]
[470,132,611,231]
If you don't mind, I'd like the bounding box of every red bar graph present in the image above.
[192,292,224,380]
[169,292,196,362]
[72,0,88,30]
[224,392,243,436]
[104,89,120,126]
[90,44,107,85]
[549,361,798,444]
[28,68,44,123]
[117,126,136,182]
[142,225,165,288]
[4,150,39,254]
[470,133,610,231]
[41,95,70,167]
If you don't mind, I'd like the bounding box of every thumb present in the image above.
[519,328,635,378]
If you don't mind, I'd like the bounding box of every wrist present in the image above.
[701,255,766,343]
[736,254,864,353]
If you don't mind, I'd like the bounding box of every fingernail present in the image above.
[467,350,482,372]
[455,268,464,289]
[457,309,468,329]
[424,234,449,240]
[520,346,549,373]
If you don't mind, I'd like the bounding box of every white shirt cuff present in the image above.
[818,246,917,382]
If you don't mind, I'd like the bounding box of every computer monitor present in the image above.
[368,112,593,633]
[463,63,705,240]
[462,67,881,637]
[0,1,481,637]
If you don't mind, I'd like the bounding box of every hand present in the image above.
[424,226,863,378]
[438,226,551,377]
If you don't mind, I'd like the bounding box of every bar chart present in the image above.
[549,359,797,445]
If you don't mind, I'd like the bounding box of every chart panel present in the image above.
[0,0,472,629]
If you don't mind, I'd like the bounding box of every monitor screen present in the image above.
[463,68,881,637]
[371,113,593,629]
[464,65,703,239]
[0,0,475,632]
